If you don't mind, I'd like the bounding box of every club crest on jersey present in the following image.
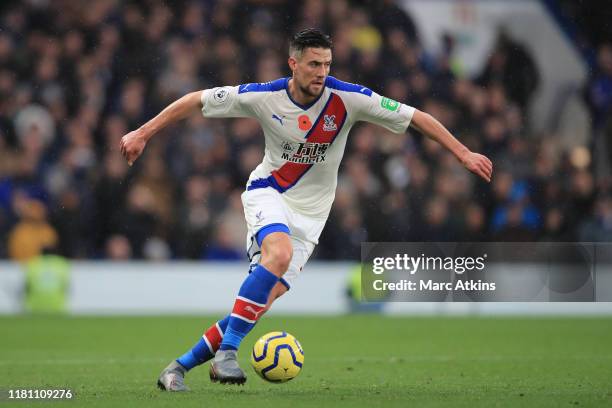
[323,114,337,132]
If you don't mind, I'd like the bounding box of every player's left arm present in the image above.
[410,109,493,183]
[352,89,492,183]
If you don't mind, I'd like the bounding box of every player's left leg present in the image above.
[178,281,288,371]
[159,188,289,390]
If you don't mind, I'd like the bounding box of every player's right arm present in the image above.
[120,85,254,165]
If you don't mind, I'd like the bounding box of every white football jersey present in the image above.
[200,76,415,219]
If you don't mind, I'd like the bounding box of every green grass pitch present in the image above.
[1,315,611,407]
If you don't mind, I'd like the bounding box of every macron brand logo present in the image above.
[323,114,337,132]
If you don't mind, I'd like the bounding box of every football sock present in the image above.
[219,264,279,351]
[176,315,230,370]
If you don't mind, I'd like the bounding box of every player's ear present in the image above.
[288,56,297,73]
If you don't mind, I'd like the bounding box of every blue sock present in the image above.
[176,315,230,370]
[219,264,278,351]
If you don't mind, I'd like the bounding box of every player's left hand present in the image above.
[460,151,493,183]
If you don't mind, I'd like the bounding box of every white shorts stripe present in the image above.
[236,295,266,308]
[230,313,256,324]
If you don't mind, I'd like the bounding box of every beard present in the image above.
[299,82,323,98]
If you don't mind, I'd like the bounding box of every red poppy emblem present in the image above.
[298,114,312,131]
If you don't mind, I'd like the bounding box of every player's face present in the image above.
[291,47,332,97]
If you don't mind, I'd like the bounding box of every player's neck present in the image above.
[287,78,319,107]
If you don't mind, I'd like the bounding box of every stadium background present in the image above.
[1,1,612,406]
[1,0,611,262]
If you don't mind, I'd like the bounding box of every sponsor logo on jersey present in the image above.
[213,87,230,103]
[281,141,329,164]
[323,114,337,131]
[381,96,400,112]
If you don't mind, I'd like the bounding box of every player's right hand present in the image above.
[120,129,147,166]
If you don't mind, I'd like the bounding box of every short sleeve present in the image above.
[353,91,415,134]
[201,86,255,118]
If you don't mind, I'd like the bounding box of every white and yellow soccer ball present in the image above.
[251,331,304,383]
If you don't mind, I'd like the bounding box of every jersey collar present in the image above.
[285,77,326,111]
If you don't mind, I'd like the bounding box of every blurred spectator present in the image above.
[105,234,133,260]
[477,30,540,112]
[24,250,70,314]
[50,189,92,258]
[585,44,612,129]
[490,171,541,234]
[119,184,159,258]
[540,207,572,242]
[143,237,172,261]
[174,174,213,258]
[8,198,58,261]
[585,44,612,175]
[420,196,457,241]
[370,0,419,44]
[93,150,130,250]
[203,222,243,261]
[491,202,538,241]
[463,203,488,241]
[567,168,596,232]
[579,195,612,241]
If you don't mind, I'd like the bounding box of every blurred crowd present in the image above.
[1,0,611,262]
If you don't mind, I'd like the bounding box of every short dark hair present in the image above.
[289,28,332,58]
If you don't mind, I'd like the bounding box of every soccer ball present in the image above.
[251,331,304,383]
